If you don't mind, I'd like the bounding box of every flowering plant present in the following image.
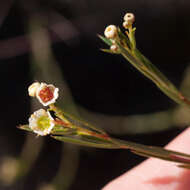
[19,13,190,169]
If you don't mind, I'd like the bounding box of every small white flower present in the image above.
[104,25,117,39]
[36,83,59,106]
[28,82,40,97]
[123,13,135,24]
[29,109,55,136]
[110,44,118,51]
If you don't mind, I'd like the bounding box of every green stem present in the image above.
[110,137,190,165]
[118,43,190,108]
[49,104,108,134]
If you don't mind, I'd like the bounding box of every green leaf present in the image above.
[51,135,119,149]
[100,49,119,54]
[134,49,177,91]
[114,138,190,164]
[51,125,77,135]
[98,27,190,109]
[117,42,187,107]
[128,27,136,49]
[18,125,32,132]
[117,27,131,49]
[50,104,107,135]
[51,133,190,166]
[98,35,113,46]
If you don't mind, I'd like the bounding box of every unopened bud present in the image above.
[110,45,118,51]
[104,25,117,39]
[124,13,135,24]
[123,21,130,29]
[28,82,40,97]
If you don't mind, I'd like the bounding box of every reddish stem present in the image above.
[54,119,111,141]
[170,154,190,164]
[179,93,190,106]
[54,119,70,127]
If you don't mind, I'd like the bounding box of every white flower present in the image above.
[29,109,55,136]
[28,82,40,97]
[36,83,59,106]
[104,25,117,39]
[123,13,135,24]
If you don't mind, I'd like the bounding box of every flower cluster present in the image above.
[28,82,59,136]
[103,12,135,52]
[104,25,118,52]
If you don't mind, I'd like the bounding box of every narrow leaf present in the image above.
[51,126,77,135]
[114,138,190,164]
[18,125,32,132]
[50,104,107,135]
[100,49,119,54]
[51,135,119,149]
[98,35,113,46]
[117,27,131,49]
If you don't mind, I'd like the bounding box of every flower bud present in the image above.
[104,25,117,39]
[28,82,40,97]
[110,44,118,51]
[123,21,130,29]
[124,13,135,24]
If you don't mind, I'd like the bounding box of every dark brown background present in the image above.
[0,0,190,189]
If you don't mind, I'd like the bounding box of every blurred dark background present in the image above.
[0,0,190,190]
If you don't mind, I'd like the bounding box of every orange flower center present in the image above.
[39,87,54,103]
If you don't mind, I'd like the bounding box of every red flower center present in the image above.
[38,87,54,103]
